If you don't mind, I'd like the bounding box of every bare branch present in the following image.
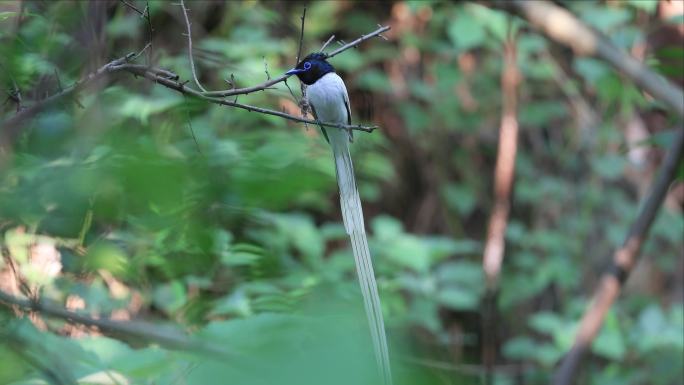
[119,0,145,16]
[143,0,154,65]
[295,7,306,65]
[403,356,527,376]
[263,56,271,80]
[491,0,684,118]
[0,289,234,358]
[203,74,290,98]
[283,78,300,104]
[116,64,377,133]
[1,23,389,151]
[319,35,335,52]
[480,3,684,382]
[5,84,22,112]
[376,24,389,41]
[554,128,684,385]
[179,0,207,92]
[131,42,152,62]
[203,25,391,98]
[119,0,154,64]
[324,25,391,59]
[1,53,137,148]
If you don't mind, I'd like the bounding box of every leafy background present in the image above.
[0,1,682,385]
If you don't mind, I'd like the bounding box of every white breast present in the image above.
[306,72,350,125]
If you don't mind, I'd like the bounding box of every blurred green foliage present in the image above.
[0,1,682,385]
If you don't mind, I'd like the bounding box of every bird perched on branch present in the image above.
[286,53,392,385]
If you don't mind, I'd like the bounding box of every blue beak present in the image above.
[286,68,304,76]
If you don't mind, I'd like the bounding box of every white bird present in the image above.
[287,52,392,385]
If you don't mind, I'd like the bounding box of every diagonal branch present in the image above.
[179,0,207,92]
[553,128,684,385]
[324,25,390,59]
[486,2,684,383]
[319,35,336,52]
[202,25,391,98]
[490,0,684,118]
[1,23,389,152]
[116,64,377,132]
[0,289,233,357]
[119,0,153,65]
[295,7,306,65]
[0,52,138,149]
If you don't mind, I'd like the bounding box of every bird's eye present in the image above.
[303,62,312,70]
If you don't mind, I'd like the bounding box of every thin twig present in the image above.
[1,24,390,150]
[263,56,271,80]
[118,0,154,64]
[324,25,390,59]
[53,69,63,92]
[203,25,391,98]
[403,356,527,376]
[283,78,300,105]
[376,24,389,41]
[117,64,377,133]
[319,35,335,52]
[492,0,683,118]
[1,63,23,112]
[131,42,151,62]
[144,0,154,65]
[295,7,306,64]
[119,0,145,16]
[8,84,22,112]
[0,289,233,358]
[203,74,290,97]
[183,95,202,154]
[1,53,137,148]
[179,0,207,92]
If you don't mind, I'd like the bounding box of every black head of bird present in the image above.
[286,52,335,85]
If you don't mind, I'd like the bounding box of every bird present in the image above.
[286,52,393,385]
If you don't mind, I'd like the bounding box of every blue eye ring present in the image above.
[303,62,312,70]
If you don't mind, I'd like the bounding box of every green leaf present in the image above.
[0,11,18,20]
[84,242,129,277]
[469,4,509,42]
[503,336,538,359]
[437,287,479,310]
[372,215,404,240]
[625,0,658,12]
[575,58,611,83]
[592,311,626,360]
[384,236,431,272]
[528,312,565,335]
[579,5,631,32]
[442,183,476,216]
[448,15,485,52]
[221,243,264,266]
[592,154,626,181]
[152,281,187,314]
[436,260,483,287]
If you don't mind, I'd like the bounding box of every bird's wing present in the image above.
[342,82,353,141]
[309,103,330,143]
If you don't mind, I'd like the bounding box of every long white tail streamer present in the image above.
[328,129,393,385]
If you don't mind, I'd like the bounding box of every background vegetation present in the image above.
[0,1,682,384]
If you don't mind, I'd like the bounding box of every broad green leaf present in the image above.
[448,14,485,52]
[437,287,479,310]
